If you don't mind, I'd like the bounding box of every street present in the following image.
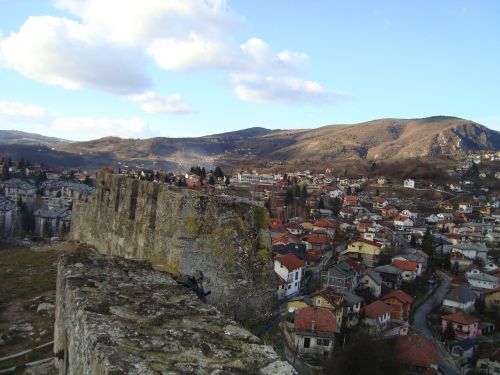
[412,271,461,375]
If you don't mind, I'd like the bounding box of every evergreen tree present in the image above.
[410,234,417,247]
[317,197,325,209]
[201,167,206,179]
[284,189,294,206]
[331,197,342,215]
[422,228,436,258]
[214,166,224,179]
[443,320,456,341]
[208,175,215,186]
[1,163,10,180]
[225,176,230,186]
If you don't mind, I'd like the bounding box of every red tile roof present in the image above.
[275,253,305,271]
[364,300,391,318]
[442,310,479,325]
[396,335,439,369]
[313,219,337,229]
[382,289,414,304]
[343,258,365,273]
[294,307,337,334]
[306,234,329,245]
[392,259,418,272]
[394,214,410,222]
[272,233,302,245]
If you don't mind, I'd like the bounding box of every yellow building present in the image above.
[484,287,500,313]
[341,239,382,267]
[310,288,344,331]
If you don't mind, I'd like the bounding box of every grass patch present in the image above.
[0,245,58,305]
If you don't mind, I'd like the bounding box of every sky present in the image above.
[0,0,499,141]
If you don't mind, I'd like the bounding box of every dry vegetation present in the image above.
[0,242,88,372]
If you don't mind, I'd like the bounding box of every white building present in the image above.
[274,253,304,298]
[442,284,476,312]
[451,242,489,261]
[403,179,415,189]
[393,215,414,231]
[466,269,499,290]
[237,173,275,184]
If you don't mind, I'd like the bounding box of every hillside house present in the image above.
[343,195,359,207]
[363,300,391,333]
[404,179,415,188]
[342,238,382,267]
[484,287,500,313]
[441,311,479,340]
[0,198,16,238]
[393,215,414,231]
[400,209,418,220]
[476,347,500,375]
[341,291,364,328]
[374,264,403,289]
[381,290,414,322]
[381,205,399,218]
[361,269,383,298]
[310,288,344,331]
[312,219,337,239]
[293,307,336,359]
[392,253,426,274]
[452,242,488,261]
[321,261,357,292]
[34,207,71,237]
[304,233,330,251]
[391,260,418,281]
[274,254,304,298]
[371,197,388,209]
[466,269,499,290]
[0,179,36,200]
[442,284,476,313]
[396,335,439,372]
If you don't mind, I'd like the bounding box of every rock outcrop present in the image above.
[70,173,277,323]
[54,251,296,375]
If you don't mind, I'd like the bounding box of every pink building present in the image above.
[441,311,480,340]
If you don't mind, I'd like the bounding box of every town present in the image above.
[0,151,499,375]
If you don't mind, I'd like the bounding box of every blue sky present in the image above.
[0,0,499,140]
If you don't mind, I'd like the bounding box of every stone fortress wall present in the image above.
[70,172,278,323]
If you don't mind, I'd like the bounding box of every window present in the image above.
[316,298,321,306]
[315,339,330,346]
[295,272,298,280]
[304,337,310,348]
[287,284,291,290]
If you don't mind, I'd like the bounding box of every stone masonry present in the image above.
[54,251,296,375]
[70,173,277,323]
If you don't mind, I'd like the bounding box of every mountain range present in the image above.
[1,116,499,170]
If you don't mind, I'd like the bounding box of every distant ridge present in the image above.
[0,130,71,146]
[1,117,498,169]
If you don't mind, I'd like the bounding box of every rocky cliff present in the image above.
[70,173,277,323]
[54,251,295,374]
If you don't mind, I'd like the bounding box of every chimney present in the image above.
[311,318,316,333]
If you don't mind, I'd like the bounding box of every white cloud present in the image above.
[0,100,157,139]
[231,74,349,105]
[129,92,192,114]
[0,16,151,94]
[0,101,50,119]
[0,0,341,106]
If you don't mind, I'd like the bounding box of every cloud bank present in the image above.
[0,100,157,140]
[0,0,343,106]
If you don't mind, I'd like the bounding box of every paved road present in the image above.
[412,271,461,375]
